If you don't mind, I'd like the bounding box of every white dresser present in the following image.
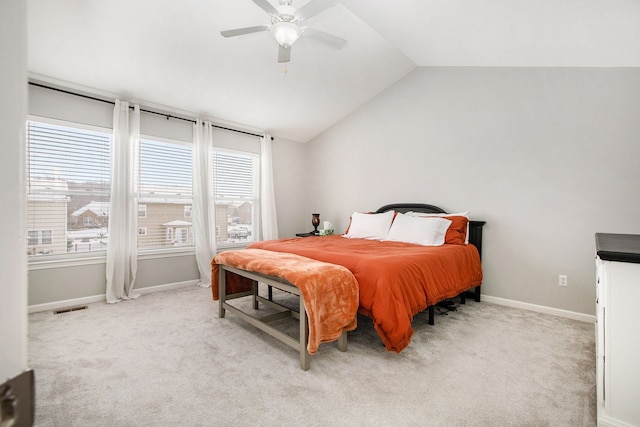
[595,233,640,427]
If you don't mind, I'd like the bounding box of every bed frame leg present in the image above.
[474,286,481,302]
[428,306,435,325]
[218,268,226,318]
[299,295,310,371]
[460,293,466,304]
[338,330,348,352]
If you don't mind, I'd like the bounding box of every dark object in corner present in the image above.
[436,299,459,315]
[0,369,35,427]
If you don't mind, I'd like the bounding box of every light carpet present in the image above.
[28,285,596,426]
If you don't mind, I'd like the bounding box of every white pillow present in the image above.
[343,210,395,240]
[406,210,470,243]
[384,213,452,246]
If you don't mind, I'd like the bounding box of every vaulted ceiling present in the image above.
[27,0,640,142]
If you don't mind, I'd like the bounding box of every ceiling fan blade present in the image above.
[220,25,269,38]
[303,28,346,49]
[278,45,291,63]
[296,0,338,21]
[252,0,278,16]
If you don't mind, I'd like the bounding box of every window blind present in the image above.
[137,138,193,250]
[213,150,259,245]
[26,120,111,257]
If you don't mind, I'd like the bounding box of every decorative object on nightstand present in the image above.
[296,214,331,237]
[319,221,334,235]
[311,213,320,235]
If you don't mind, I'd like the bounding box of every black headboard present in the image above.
[375,203,446,215]
[375,203,486,259]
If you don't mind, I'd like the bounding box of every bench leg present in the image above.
[252,280,258,310]
[299,295,310,370]
[218,268,226,318]
[338,330,348,352]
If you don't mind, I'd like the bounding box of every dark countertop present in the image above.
[596,233,640,264]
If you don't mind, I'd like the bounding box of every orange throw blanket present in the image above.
[249,236,483,353]
[212,249,359,355]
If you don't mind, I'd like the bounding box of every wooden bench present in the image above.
[218,265,348,370]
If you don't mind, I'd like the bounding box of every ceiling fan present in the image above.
[221,0,347,63]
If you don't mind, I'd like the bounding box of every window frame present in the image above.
[25,116,263,268]
[212,147,261,251]
[136,134,195,255]
[26,115,113,267]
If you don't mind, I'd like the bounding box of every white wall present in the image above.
[306,67,640,316]
[0,0,28,380]
[271,137,308,238]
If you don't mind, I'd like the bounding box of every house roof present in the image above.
[71,201,109,217]
[27,0,640,142]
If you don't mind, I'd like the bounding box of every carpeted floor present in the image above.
[28,285,596,426]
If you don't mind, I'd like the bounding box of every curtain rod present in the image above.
[28,81,273,140]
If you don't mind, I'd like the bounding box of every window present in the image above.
[212,149,259,246]
[41,230,53,245]
[26,118,261,259]
[27,230,39,246]
[137,138,193,250]
[176,227,189,244]
[26,120,110,258]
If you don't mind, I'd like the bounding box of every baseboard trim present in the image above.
[28,279,200,313]
[482,295,595,323]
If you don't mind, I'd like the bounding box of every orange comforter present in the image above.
[248,235,483,353]
[212,249,359,355]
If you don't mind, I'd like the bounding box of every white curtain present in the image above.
[192,120,216,287]
[260,134,278,240]
[106,100,140,303]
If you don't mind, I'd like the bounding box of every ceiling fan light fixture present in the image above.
[270,21,302,47]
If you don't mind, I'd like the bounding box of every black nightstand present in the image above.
[295,232,317,237]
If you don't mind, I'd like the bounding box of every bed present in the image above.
[212,203,485,369]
